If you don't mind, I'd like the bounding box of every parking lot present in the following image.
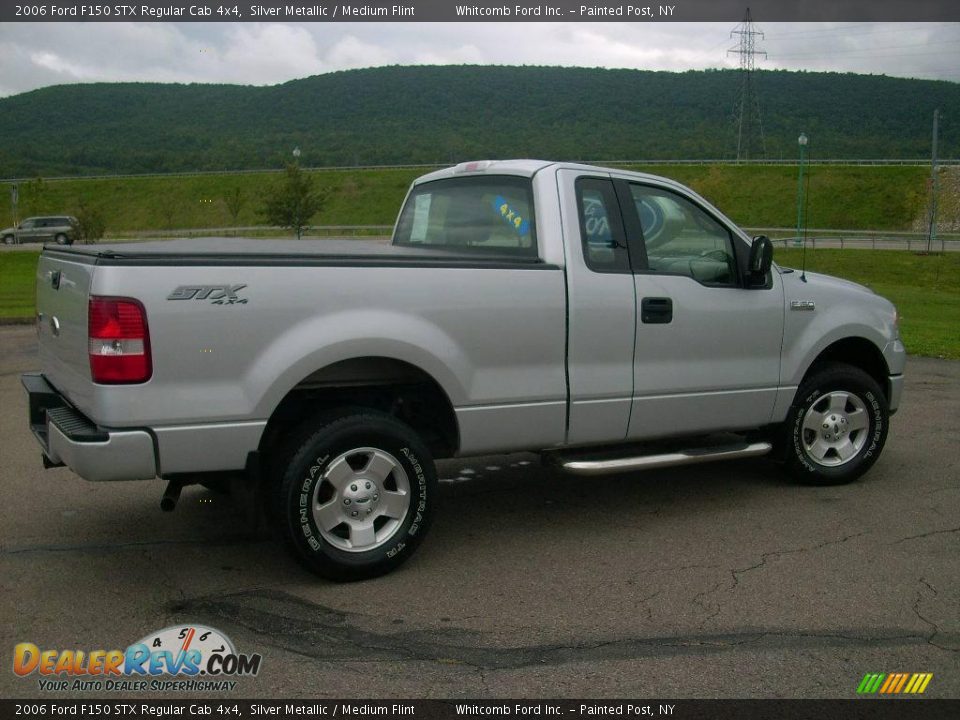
[1,323,957,699]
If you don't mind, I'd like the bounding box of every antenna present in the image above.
[728,7,767,161]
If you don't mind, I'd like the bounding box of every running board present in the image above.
[555,441,773,476]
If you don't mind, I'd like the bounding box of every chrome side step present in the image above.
[557,441,773,476]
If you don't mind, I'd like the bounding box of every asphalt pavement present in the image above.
[1,325,957,699]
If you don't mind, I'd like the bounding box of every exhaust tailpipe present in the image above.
[160,479,184,512]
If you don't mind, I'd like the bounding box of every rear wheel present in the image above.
[54,233,69,245]
[274,408,436,581]
[783,363,889,485]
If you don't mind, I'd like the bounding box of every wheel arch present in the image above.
[258,356,461,463]
[801,336,891,401]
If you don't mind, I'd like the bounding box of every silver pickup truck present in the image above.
[23,160,905,580]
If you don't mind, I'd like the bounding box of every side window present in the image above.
[629,184,738,286]
[393,175,536,256]
[19,219,34,229]
[575,177,629,273]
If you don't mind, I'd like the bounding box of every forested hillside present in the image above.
[0,66,957,176]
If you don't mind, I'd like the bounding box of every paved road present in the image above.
[1,325,957,699]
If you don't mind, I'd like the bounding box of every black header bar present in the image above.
[2,700,960,720]
[3,0,959,23]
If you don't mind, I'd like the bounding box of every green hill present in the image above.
[0,66,958,177]
[0,165,932,233]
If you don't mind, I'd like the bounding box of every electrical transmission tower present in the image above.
[728,7,767,160]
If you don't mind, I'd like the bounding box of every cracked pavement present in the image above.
[1,325,958,698]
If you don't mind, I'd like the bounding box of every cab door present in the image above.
[559,169,637,445]
[618,180,784,440]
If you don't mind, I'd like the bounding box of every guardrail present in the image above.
[745,227,960,252]
[3,158,958,183]
[79,225,960,253]
[598,159,960,167]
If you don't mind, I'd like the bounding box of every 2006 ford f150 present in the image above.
[23,160,905,580]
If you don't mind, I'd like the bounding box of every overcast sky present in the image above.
[0,21,958,97]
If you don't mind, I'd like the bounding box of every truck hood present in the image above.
[780,268,877,298]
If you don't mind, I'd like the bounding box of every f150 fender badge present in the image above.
[168,284,248,304]
[790,300,816,311]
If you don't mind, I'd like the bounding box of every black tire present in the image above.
[783,362,889,485]
[2,235,14,245]
[274,408,436,581]
[55,233,69,245]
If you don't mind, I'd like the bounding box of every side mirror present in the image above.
[747,235,773,286]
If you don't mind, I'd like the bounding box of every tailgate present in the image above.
[36,252,96,415]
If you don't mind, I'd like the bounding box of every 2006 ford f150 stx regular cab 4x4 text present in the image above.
[23,160,905,580]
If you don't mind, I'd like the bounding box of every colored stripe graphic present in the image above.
[879,674,897,693]
[858,672,932,694]
[857,673,885,694]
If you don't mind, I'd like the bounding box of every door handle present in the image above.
[641,297,673,324]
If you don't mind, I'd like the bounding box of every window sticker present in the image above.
[492,195,530,236]
[581,192,612,246]
[410,193,432,243]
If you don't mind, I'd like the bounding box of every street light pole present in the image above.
[795,133,808,249]
[927,109,940,254]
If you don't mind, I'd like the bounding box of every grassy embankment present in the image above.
[0,165,932,234]
[2,248,956,359]
[774,249,958,359]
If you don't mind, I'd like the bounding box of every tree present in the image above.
[70,199,106,244]
[224,186,245,227]
[157,193,178,230]
[260,163,327,239]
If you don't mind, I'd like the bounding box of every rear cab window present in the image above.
[393,176,537,257]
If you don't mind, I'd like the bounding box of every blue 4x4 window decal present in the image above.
[492,195,530,237]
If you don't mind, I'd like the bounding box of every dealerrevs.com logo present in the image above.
[13,625,262,692]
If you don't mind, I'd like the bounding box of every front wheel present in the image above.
[783,363,889,485]
[2,235,14,245]
[54,233,70,245]
[275,408,436,581]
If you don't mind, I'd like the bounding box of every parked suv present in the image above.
[2,216,77,245]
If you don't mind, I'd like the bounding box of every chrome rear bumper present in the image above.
[22,372,157,481]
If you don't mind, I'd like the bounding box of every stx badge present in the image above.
[167,285,247,304]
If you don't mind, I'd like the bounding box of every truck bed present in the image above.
[47,237,551,268]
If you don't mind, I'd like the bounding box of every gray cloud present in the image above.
[0,21,957,97]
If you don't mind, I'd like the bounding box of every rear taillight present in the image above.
[88,297,152,384]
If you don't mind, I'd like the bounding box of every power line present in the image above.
[766,22,957,39]
[774,38,960,59]
[765,23,879,37]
